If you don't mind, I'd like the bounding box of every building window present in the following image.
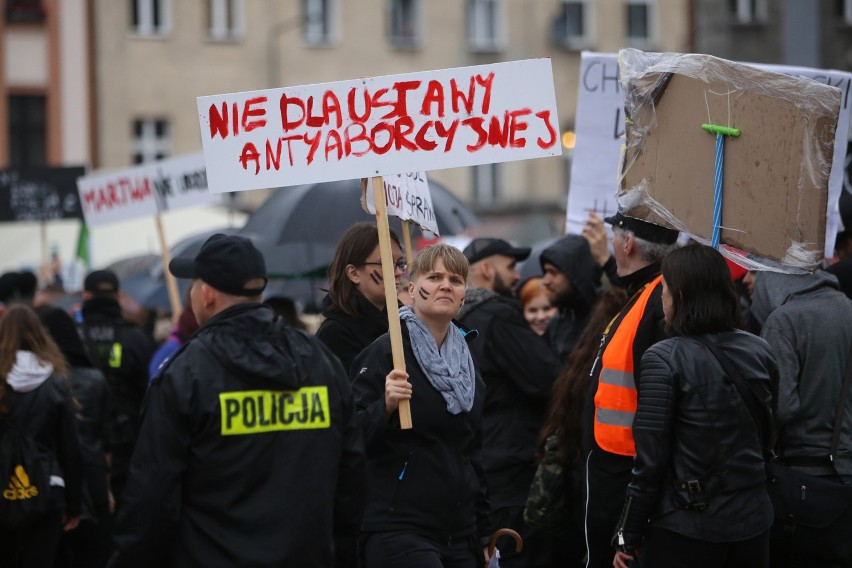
[389,0,421,49]
[130,0,171,37]
[838,0,852,25]
[303,0,336,45]
[552,0,591,49]
[207,0,243,41]
[8,95,46,168]
[626,0,653,47]
[473,163,500,205]
[729,0,767,25]
[132,118,170,164]
[6,0,45,24]
[467,0,504,52]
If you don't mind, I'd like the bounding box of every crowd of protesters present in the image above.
[0,211,851,568]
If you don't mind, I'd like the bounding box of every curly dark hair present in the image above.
[537,286,628,464]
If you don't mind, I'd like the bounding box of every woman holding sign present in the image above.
[317,222,405,375]
[351,244,490,568]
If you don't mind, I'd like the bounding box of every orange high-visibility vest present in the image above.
[593,275,662,456]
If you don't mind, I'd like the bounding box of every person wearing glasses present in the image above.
[352,244,491,568]
[317,222,406,375]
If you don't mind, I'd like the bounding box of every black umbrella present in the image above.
[106,227,240,311]
[239,178,479,278]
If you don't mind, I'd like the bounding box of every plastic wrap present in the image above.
[616,48,841,273]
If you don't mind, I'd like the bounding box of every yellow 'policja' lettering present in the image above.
[219,387,330,435]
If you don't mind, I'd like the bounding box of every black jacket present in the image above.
[539,235,602,361]
[317,293,390,376]
[109,303,367,568]
[616,332,776,549]
[79,297,156,450]
[351,323,492,542]
[4,374,83,518]
[458,288,560,508]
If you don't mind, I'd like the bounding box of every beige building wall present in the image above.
[1,0,90,166]
[92,0,690,224]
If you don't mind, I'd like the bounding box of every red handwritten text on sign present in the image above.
[79,177,153,214]
[197,59,561,193]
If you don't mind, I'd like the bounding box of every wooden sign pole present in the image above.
[40,221,49,268]
[153,214,183,319]
[372,176,413,429]
[401,220,414,267]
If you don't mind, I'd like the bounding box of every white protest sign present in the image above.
[77,153,218,227]
[568,51,852,258]
[363,172,439,235]
[196,59,562,194]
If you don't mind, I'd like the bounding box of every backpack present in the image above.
[0,418,55,529]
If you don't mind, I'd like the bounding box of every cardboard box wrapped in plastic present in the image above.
[617,49,841,271]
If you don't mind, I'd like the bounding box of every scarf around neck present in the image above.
[399,306,476,415]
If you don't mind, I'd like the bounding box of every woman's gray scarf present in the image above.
[399,306,476,414]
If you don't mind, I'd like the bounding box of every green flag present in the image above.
[75,221,90,270]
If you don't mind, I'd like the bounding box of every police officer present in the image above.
[108,234,366,568]
[78,269,156,506]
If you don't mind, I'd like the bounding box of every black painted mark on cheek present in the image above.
[370,270,383,285]
[418,288,429,300]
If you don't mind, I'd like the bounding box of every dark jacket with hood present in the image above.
[539,235,602,361]
[2,351,83,520]
[317,292,390,376]
[351,322,492,544]
[458,287,560,509]
[751,270,852,476]
[39,306,110,518]
[616,332,776,551]
[109,303,367,568]
[78,296,156,450]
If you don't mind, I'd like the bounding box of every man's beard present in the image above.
[493,272,515,298]
[551,287,579,311]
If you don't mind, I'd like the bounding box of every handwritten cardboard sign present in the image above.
[0,166,86,222]
[568,51,852,258]
[77,153,218,227]
[362,172,439,235]
[196,59,561,194]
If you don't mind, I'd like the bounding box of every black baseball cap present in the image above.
[169,234,267,296]
[604,212,679,245]
[463,238,531,265]
[84,270,120,294]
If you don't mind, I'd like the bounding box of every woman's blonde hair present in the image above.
[409,244,469,282]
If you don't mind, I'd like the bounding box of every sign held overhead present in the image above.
[197,59,562,193]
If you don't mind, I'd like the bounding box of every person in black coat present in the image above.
[352,244,491,568]
[39,306,112,568]
[0,305,83,568]
[317,222,405,375]
[613,245,776,568]
[458,238,561,567]
[77,270,156,506]
[109,235,366,568]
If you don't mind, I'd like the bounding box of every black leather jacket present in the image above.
[616,331,776,550]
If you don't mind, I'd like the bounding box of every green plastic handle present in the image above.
[701,124,741,137]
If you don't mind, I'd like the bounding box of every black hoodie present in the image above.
[109,303,367,568]
[539,234,602,360]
